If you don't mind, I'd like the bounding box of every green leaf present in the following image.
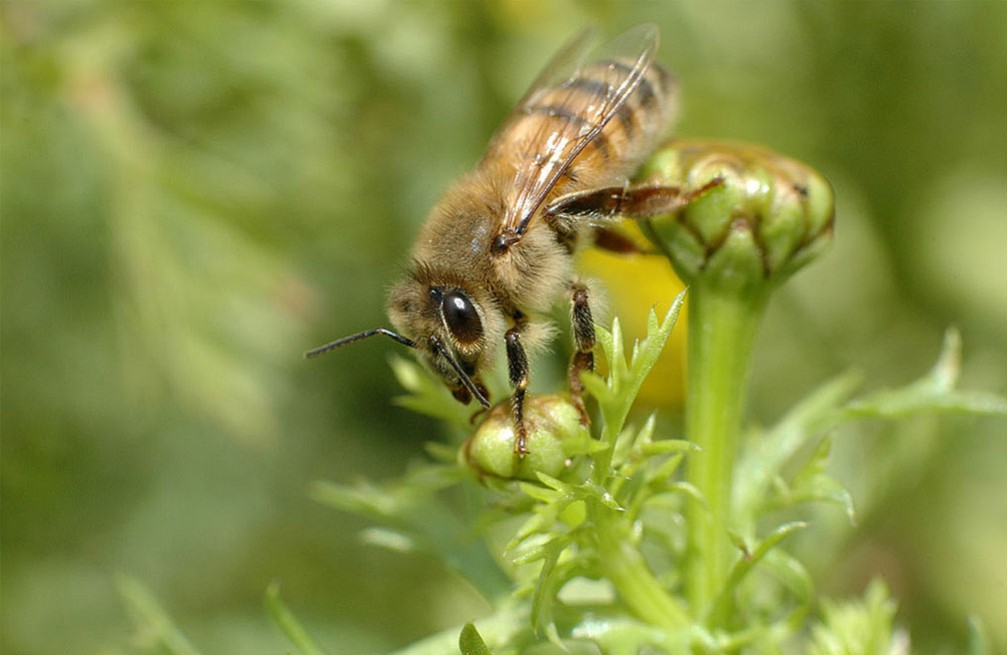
[579,370,613,403]
[734,371,863,530]
[390,355,476,429]
[783,471,856,523]
[116,574,204,655]
[611,416,654,469]
[646,454,690,488]
[642,439,700,457]
[311,464,511,601]
[529,542,567,642]
[359,527,418,553]
[654,480,705,507]
[967,616,991,655]
[459,623,494,655]
[809,579,900,655]
[779,436,856,523]
[265,582,331,655]
[843,329,1007,418]
[709,521,808,622]
[311,463,459,523]
[510,511,565,556]
[591,293,686,421]
[392,604,528,655]
[589,294,687,488]
[761,549,815,609]
[568,617,691,655]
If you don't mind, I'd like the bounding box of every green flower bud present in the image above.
[638,139,835,292]
[461,395,589,481]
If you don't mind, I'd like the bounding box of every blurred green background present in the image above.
[2,1,1004,653]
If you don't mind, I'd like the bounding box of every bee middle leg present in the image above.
[568,281,595,425]
[505,321,530,457]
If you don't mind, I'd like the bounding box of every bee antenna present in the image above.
[430,336,491,408]
[304,328,417,359]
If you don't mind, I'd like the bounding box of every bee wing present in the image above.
[488,24,660,242]
[505,26,597,125]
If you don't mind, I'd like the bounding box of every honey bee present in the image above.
[308,24,716,454]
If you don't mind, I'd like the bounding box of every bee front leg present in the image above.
[568,281,595,425]
[546,177,724,224]
[505,324,530,457]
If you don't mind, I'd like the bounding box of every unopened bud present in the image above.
[638,139,835,292]
[461,395,589,481]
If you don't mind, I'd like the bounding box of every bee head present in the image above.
[305,271,493,408]
[385,273,494,408]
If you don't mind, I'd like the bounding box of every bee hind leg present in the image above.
[568,281,595,425]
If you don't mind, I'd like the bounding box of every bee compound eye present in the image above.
[441,291,483,345]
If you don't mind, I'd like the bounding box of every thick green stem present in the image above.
[639,138,833,625]
[684,280,768,623]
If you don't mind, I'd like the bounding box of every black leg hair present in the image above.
[505,322,530,456]
[568,281,596,425]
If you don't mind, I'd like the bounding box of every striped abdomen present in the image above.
[488,57,678,201]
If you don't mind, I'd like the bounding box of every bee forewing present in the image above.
[509,26,597,113]
[487,24,671,241]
